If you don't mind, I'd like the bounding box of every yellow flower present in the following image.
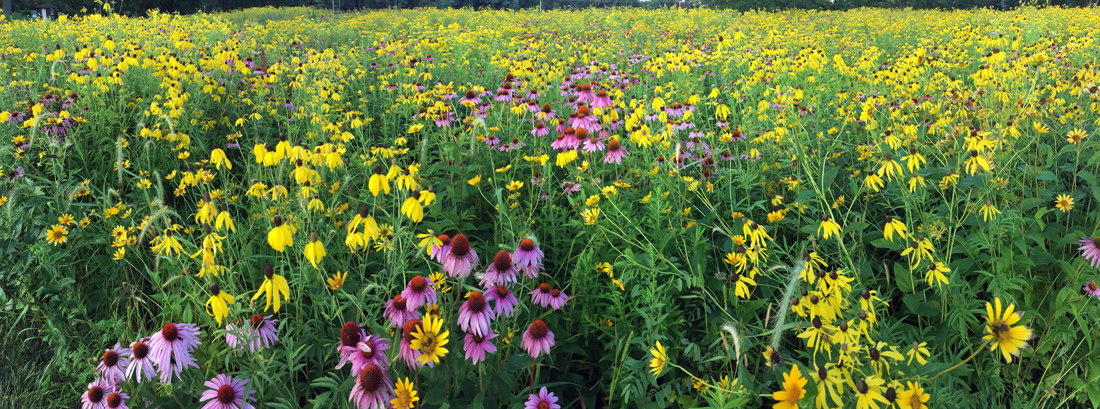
[925,261,950,289]
[979,201,1001,222]
[204,284,235,326]
[581,208,600,225]
[327,271,347,290]
[468,175,481,185]
[854,377,888,409]
[303,233,326,269]
[905,342,930,366]
[112,247,125,260]
[401,196,424,222]
[391,377,419,409]
[506,180,524,191]
[410,314,449,366]
[369,167,390,196]
[1066,128,1087,144]
[215,206,236,233]
[252,263,290,313]
[639,192,652,204]
[1055,194,1074,212]
[210,148,232,170]
[648,341,667,376]
[585,194,601,207]
[817,215,842,240]
[983,297,1033,363]
[267,216,294,252]
[895,381,929,409]
[45,224,68,245]
[771,364,807,409]
[884,216,907,242]
[602,186,618,197]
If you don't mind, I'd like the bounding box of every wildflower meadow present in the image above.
[3,5,1100,409]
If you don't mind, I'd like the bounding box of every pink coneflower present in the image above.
[512,239,544,271]
[430,234,451,262]
[483,250,519,286]
[1085,281,1100,300]
[583,136,605,152]
[576,83,596,103]
[592,90,614,109]
[97,343,131,387]
[200,374,255,409]
[548,288,569,310]
[384,295,419,328]
[1079,237,1100,267]
[500,137,526,152]
[531,122,550,137]
[484,285,519,317]
[104,392,130,409]
[401,275,437,310]
[125,338,154,383]
[336,321,367,370]
[349,334,391,376]
[158,351,196,383]
[561,181,581,196]
[573,127,593,148]
[604,139,628,164]
[349,364,393,409]
[530,283,553,308]
[538,104,556,121]
[458,290,495,337]
[482,135,501,148]
[550,134,570,150]
[148,323,201,380]
[524,386,561,409]
[464,331,498,364]
[80,378,114,409]
[227,314,280,352]
[442,234,479,278]
[459,90,482,105]
[398,319,423,369]
[521,320,555,358]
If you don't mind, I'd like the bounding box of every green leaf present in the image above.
[894,262,913,293]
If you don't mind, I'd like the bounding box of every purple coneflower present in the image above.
[401,275,437,310]
[512,239,544,271]
[464,331,498,364]
[604,139,628,164]
[484,285,519,317]
[442,234,479,278]
[576,83,596,103]
[583,136,605,152]
[458,290,495,337]
[105,391,129,409]
[97,343,131,387]
[227,314,280,352]
[125,338,155,383]
[80,378,114,409]
[530,283,553,308]
[524,386,561,409]
[531,122,550,137]
[1085,281,1100,300]
[482,250,519,286]
[521,320,555,358]
[548,288,569,310]
[482,135,501,148]
[349,334,391,376]
[148,323,201,381]
[1079,237,1100,267]
[398,319,423,369]
[561,181,581,196]
[200,374,255,409]
[349,364,393,409]
[538,104,556,121]
[336,321,367,370]
[384,295,419,328]
[550,134,571,150]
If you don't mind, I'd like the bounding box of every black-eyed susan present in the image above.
[267,215,294,252]
[1066,128,1087,144]
[854,377,888,409]
[895,381,929,409]
[390,377,418,409]
[925,261,950,289]
[410,314,449,367]
[369,165,390,196]
[818,214,842,240]
[983,297,1033,363]
[771,364,807,409]
[649,341,667,377]
[1055,194,1074,212]
[46,224,68,245]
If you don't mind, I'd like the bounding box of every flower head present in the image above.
[771,364,807,409]
[442,234,479,278]
[410,314,449,367]
[983,297,1033,363]
[390,377,419,409]
[227,314,279,353]
[463,331,499,364]
[384,295,419,328]
[521,320,555,358]
[1078,237,1100,268]
[125,338,155,383]
[97,343,132,387]
[199,374,256,409]
[649,341,667,377]
[401,275,437,310]
[349,364,393,409]
[484,285,519,318]
[148,322,202,383]
[483,250,519,286]
[458,290,495,336]
[80,378,115,409]
[524,387,561,409]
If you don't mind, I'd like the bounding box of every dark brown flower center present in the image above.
[529,320,549,339]
[438,234,450,245]
[340,321,362,347]
[539,283,551,294]
[102,350,119,367]
[360,364,384,392]
[162,323,179,342]
[392,295,408,311]
[132,341,149,359]
[608,139,620,151]
[495,285,509,297]
[359,340,376,360]
[493,250,512,272]
[1090,283,1098,291]
[88,386,104,403]
[538,402,550,409]
[409,276,428,292]
[403,319,422,343]
[106,392,122,408]
[520,239,535,251]
[467,291,487,313]
[551,289,561,298]
[451,234,470,257]
[575,128,589,139]
[251,314,264,329]
[217,384,236,404]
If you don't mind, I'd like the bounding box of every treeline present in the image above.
[3,0,1095,22]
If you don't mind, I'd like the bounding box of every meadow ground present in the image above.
[2,5,1100,409]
